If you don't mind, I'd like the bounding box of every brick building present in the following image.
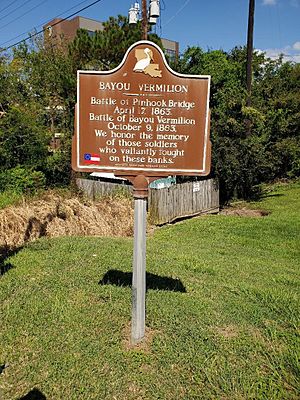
[43,16,179,61]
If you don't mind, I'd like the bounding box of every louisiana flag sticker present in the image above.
[84,153,101,164]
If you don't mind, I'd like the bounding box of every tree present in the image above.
[178,45,300,201]
[69,15,163,70]
[0,106,49,170]
[1,16,298,200]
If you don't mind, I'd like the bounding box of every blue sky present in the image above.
[0,0,299,61]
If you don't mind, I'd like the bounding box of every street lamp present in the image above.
[128,0,160,39]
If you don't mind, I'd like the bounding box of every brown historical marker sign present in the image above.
[72,40,211,176]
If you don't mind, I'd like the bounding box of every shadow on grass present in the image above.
[18,388,47,400]
[0,245,22,276]
[99,269,186,292]
[0,363,9,374]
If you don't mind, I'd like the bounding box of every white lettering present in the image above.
[99,82,130,91]
[91,97,117,105]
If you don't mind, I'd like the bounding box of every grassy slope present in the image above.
[0,183,299,399]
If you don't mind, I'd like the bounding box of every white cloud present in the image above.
[257,45,300,63]
[289,54,300,63]
[262,0,277,5]
[293,41,300,50]
[262,0,299,6]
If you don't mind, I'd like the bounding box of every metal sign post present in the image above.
[130,175,150,344]
[132,196,147,343]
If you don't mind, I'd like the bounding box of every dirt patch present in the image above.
[122,322,159,352]
[220,207,269,217]
[0,192,134,253]
[214,325,239,339]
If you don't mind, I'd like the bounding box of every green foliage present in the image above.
[0,106,49,170]
[0,41,75,191]
[0,189,22,209]
[69,15,163,70]
[0,16,164,194]
[0,16,299,201]
[44,146,72,187]
[271,137,300,179]
[0,166,46,194]
[213,136,276,202]
[177,46,300,202]
[12,40,76,132]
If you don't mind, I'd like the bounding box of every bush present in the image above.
[0,106,49,171]
[0,166,46,194]
[272,137,300,179]
[43,150,72,187]
[212,137,275,203]
[0,190,22,209]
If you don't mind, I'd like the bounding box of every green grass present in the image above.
[0,190,23,209]
[0,183,299,399]
[0,187,76,210]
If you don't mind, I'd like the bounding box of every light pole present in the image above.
[128,0,160,40]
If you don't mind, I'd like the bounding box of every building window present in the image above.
[165,49,176,62]
[87,30,96,38]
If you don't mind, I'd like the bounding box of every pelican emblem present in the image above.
[133,47,162,78]
[133,48,152,72]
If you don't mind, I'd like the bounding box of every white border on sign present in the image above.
[76,40,211,174]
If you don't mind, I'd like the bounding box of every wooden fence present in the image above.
[76,178,132,199]
[76,178,219,225]
[148,179,219,225]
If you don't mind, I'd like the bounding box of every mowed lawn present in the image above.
[0,183,299,400]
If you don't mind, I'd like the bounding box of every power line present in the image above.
[0,0,35,22]
[0,0,21,16]
[0,0,91,47]
[163,0,191,28]
[0,0,49,32]
[1,0,104,51]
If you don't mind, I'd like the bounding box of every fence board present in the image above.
[148,179,219,225]
[76,178,219,225]
[76,178,132,200]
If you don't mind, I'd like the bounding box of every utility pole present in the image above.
[142,0,148,40]
[245,0,255,136]
[129,1,160,39]
[246,0,255,107]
